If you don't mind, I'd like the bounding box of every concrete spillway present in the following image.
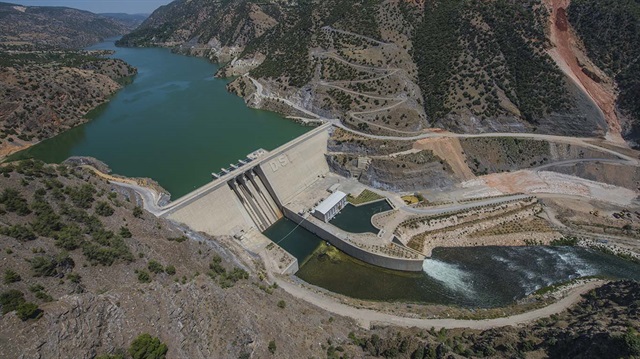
[229,170,282,231]
[162,123,331,236]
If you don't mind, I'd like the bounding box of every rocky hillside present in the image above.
[1,160,639,358]
[568,0,640,147]
[0,2,138,48]
[0,159,356,358]
[119,0,638,145]
[0,46,137,158]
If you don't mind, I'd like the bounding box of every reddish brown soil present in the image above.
[545,0,624,143]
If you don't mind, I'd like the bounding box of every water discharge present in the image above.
[422,258,475,298]
[293,238,640,307]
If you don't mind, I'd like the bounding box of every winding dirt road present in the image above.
[275,278,604,330]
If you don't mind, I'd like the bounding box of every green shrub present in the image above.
[30,200,64,236]
[67,273,82,283]
[119,226,132,238]
[0,188,31,216]
[147,260,164,274]
[277,300,286,309]
[95,201,115,216]
[268,340,277,354]
[167,236,186,243]
[165,265,176,275]
[218,267,249,288]
[0,289,25,314]
[16,301,41,321]
[209,257,225,277]
[129,333,168,359]
[137,270,151,283]
[54,224,83,250]
[0,224,36,241]
[31,253,74,277]
[65,184,96,209]
[4,269,21,284]
[133,206,143,218]
[95,353,124,359]
[31,256,59,277]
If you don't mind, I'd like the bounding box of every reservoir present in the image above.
[9,39,309,199]
[11,39,640,308]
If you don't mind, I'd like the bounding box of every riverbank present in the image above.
[274,275,606,329]
[578,238,640,263]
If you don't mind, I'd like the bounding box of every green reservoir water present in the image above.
[9,39,309,199]
[330,200,392,234]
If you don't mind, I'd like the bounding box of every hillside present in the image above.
[1,159,639,358]
[0,2,137,48]
[0,47,137,158]
[100,13,148,29]
[118,0,640,145]
[568,0,640,147]
[0,2,140,159]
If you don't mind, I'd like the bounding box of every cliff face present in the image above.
[568,0,640,147]
[119,0,637,145]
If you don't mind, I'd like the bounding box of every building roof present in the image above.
[314,191,347,215]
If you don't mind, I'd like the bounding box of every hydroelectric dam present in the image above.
[159,123,426,272]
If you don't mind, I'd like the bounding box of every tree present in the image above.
[129,333,168,359]
[133,206,143,218]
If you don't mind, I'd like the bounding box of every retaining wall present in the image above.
[283,208,424,272]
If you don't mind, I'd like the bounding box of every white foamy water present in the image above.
[422,259,474,296]
[556,250,598,277]
[492,254,538,281]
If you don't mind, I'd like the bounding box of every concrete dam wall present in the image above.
[161,123,425,272]
[162,124,331,236]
